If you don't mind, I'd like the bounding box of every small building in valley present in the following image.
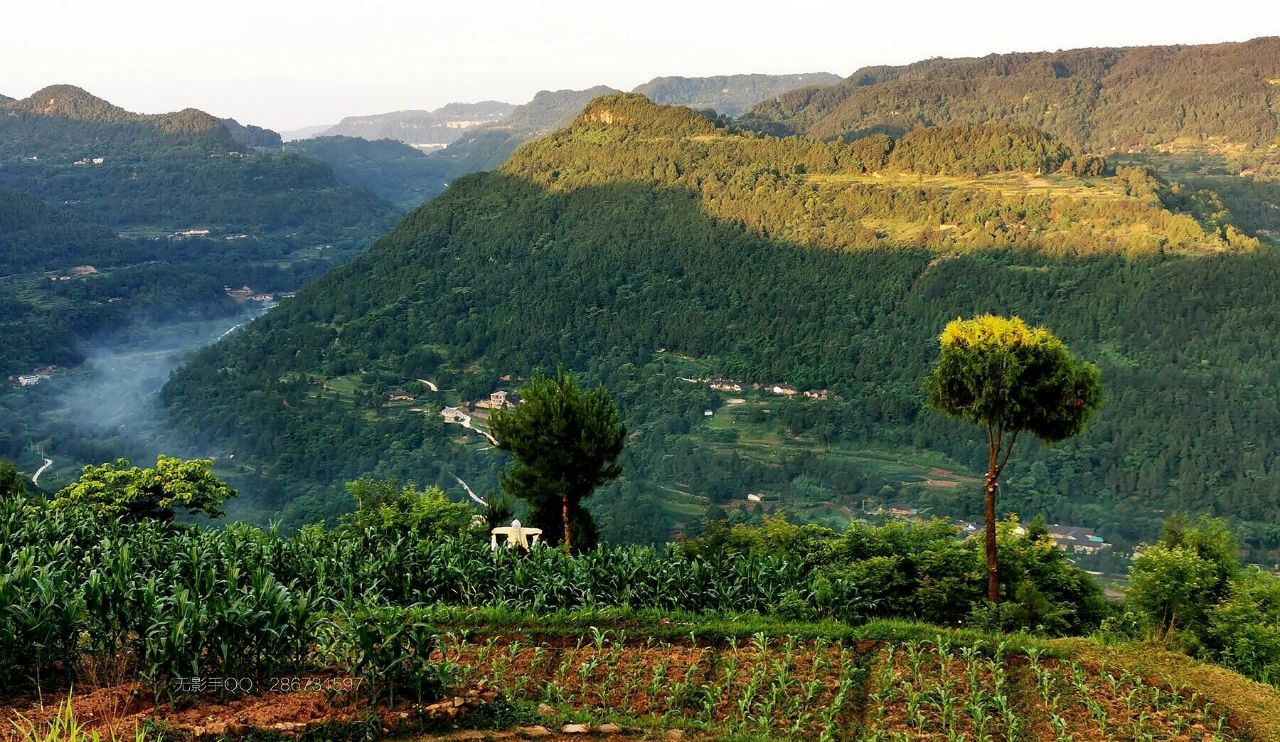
[887,503,918,519]
[440,406,468,424]
[1048,525,1111,554]
[474,390,513,410]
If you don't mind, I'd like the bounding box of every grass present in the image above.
[803,171,1131,200]
[1057,638,1280,741]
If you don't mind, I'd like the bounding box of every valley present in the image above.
[3,22,1280,739]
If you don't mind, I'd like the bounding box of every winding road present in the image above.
[32,457,52,486]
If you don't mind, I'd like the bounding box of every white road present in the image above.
[417,378,439,392]
[32,457,52,486]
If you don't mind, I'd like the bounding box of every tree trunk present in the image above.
[984,469,999,604]
[561,493,571,555]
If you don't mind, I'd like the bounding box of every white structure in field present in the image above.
[490,519,542,550]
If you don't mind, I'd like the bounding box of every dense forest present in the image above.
[162,95,1279,558]
[0,190,240,374]
[745,37,1280,151]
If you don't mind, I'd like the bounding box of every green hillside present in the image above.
[745,37,1280,152]
[285,135,447,209]
[0,190,238,374]
[160,94,1280,559]
[0,85,397,254]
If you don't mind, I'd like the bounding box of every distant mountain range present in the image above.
[633,72,842,116]
[316,101,515,150]
[744,37,1280,151]
[290,72,840,149]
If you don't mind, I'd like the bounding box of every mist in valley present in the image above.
[11,304,272,493]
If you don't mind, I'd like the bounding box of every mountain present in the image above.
[283,135,443,209]
[0,85,397,273]
[0,188,147,274]
[744,38,1280,151]
[633,72,843,116]
[0,189,238,374]
[292,76,843,211]
[321,101,515,150]
[0,86,404,483]
[293,87,629,211]
[221,117,284,148]
[162,94,1278,559]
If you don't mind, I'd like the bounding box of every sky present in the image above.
[1,0,1274,132]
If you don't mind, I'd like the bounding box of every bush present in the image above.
[340,478,474,542]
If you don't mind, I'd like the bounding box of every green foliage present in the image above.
[1126,516,1280,685]
[683,515,1106,634]
[925,315,1102,444]
[317,604,452,706]
[887,124,1071,175]
[925,315,1101,601]
[490,369,625,552]
[52,455,234,522]
[0,460,27,500]
[338,477,474,542]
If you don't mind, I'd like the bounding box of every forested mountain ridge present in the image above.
[514,94,1252,256]
[0,188,147,273]
[288,76,856,212]
[5,84,232,137]
[163,94,1280,556]
[0,84,398,275]
[745,37,1280,151]
[633,72,842,116]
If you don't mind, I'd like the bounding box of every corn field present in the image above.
[0,498,857,697]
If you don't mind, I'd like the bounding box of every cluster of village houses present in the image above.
[875,503,1111,554]
[9,365,56,387]
[704,375,829,400]
[224,285,294,303]
[46,265,98,281]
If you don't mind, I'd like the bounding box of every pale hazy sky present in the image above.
[1,0,1274,131]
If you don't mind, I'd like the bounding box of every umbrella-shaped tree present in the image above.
[925,315,1102,603]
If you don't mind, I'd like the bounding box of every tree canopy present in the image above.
[489,369,625,552]
[53,455,235,521]
[925,315,1102,602]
